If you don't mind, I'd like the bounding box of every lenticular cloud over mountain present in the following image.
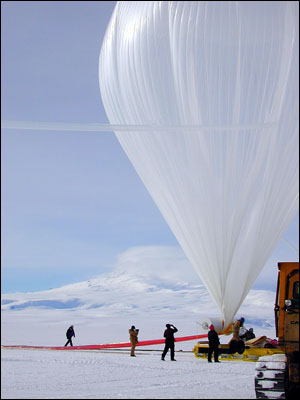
[113,246,201,285]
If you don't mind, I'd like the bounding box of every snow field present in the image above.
[1,268,277,398]
[1,348,257,399]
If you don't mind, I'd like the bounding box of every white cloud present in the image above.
[112,245,202,286]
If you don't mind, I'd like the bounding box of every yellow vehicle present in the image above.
[193,262,299,399]
[193,338,284,363]
[255,262,299,399]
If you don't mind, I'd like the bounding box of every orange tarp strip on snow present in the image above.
[2,333,208,350]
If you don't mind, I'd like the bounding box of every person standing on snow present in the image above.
[207,324,220,363]
[129,325,139,357]
[64,325,75,347]
[161,323,178,361]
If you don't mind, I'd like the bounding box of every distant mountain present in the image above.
[1,270,275,330]
[1,269,278,349]
[1,270,209,314]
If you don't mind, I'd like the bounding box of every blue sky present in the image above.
[1,1,299,293]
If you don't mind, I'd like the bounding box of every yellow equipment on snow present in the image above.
[193,336,284,362]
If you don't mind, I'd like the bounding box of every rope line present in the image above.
[1,120,278,133]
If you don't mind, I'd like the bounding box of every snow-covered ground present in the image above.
[1,268,277,398]
[1,348,257,399]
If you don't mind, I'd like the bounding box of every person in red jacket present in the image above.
[208,324,220,363]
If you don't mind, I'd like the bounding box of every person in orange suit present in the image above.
[129,325,139,357]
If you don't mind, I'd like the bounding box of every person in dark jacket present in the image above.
[207,324,220,362]
[64,325,75,347]
[245,327,255,341]
[161,324,178,361]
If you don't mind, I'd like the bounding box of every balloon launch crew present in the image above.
[232,317,245,341]
[207,324,220,362]
[64,325,75,347]
[129,326,139,356]
[161,324,178,361]
[239,322,255,342]
[238,317,249,341]
[245,327,255,341]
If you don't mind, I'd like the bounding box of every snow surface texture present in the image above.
[1,349,257,399]
[2,268,277,398]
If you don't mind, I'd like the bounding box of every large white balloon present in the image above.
[99,1,299,327]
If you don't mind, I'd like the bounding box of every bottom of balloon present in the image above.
[197,317,233,335]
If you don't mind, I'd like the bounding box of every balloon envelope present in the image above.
[99,1,299,327]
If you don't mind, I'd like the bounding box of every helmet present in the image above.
[209,324,215,330]
[240,317,245,323]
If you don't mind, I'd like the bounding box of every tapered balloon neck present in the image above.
[221,321,234,336]
[197,318,233,335]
